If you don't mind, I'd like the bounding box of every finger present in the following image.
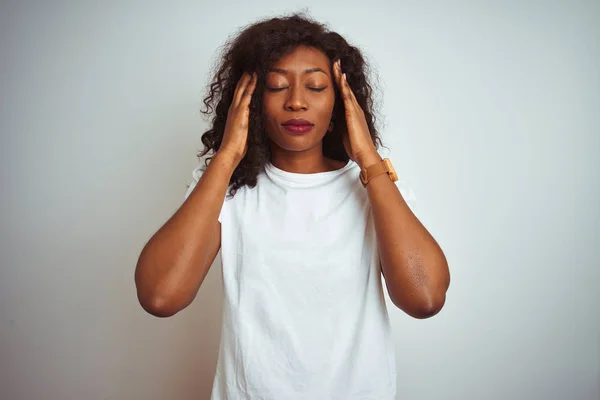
[333,60,343,90]
[342,73,359,106]
[334,62,352,105]
[233,72,253,107]
[334,60,359,105]
[232,72,252,107]
[239,73,258,108]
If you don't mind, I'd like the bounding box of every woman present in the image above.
[135,12,450,399]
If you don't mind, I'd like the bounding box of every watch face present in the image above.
[383,159,398,181]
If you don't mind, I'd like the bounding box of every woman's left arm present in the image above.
[332,59,450,319]
[358,152,450,319]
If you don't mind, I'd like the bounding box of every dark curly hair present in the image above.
[198,11,383,198]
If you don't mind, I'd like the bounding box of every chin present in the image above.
[269,130,326,152]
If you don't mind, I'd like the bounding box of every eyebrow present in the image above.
[268,67,328,75]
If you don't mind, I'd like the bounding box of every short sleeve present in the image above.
[184,165,227,223]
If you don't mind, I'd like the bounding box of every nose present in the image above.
[284,85,308,111]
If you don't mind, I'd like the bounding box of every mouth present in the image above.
[281,118,314,135]
[282,124,314,134]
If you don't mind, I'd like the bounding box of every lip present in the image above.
[282,118,314,126]
[282,124,314,134]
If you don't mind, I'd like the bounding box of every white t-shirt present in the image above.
[184,159,397,400]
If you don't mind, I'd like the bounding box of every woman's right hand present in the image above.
[217,72,258,165]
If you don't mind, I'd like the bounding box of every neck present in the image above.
[269,143,345,174]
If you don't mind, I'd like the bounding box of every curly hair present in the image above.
[198,11,383,198]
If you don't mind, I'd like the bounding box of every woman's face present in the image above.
[262,45,336,153]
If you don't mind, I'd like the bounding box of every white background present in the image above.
[1,1,598,399]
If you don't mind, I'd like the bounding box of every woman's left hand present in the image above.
[333,59,380,168]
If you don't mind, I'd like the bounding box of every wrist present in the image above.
[356,150,381,170]
[213,150,242,173]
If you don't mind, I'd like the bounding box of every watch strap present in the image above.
[359,158,398,187]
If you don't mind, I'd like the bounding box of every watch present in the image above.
[359,158,398,187]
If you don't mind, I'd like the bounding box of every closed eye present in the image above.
[266,87,327,92]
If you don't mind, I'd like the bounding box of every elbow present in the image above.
[135,273,184,318]
[407,263,451,319]
[409,294,446,319]
[137,293,180,318]
[135,256,184,318]
[391,289,448,320]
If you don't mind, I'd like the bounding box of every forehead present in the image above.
[270,46,331,71]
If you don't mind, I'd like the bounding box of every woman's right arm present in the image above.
[134,72,257,318]
[134,152,236,317]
